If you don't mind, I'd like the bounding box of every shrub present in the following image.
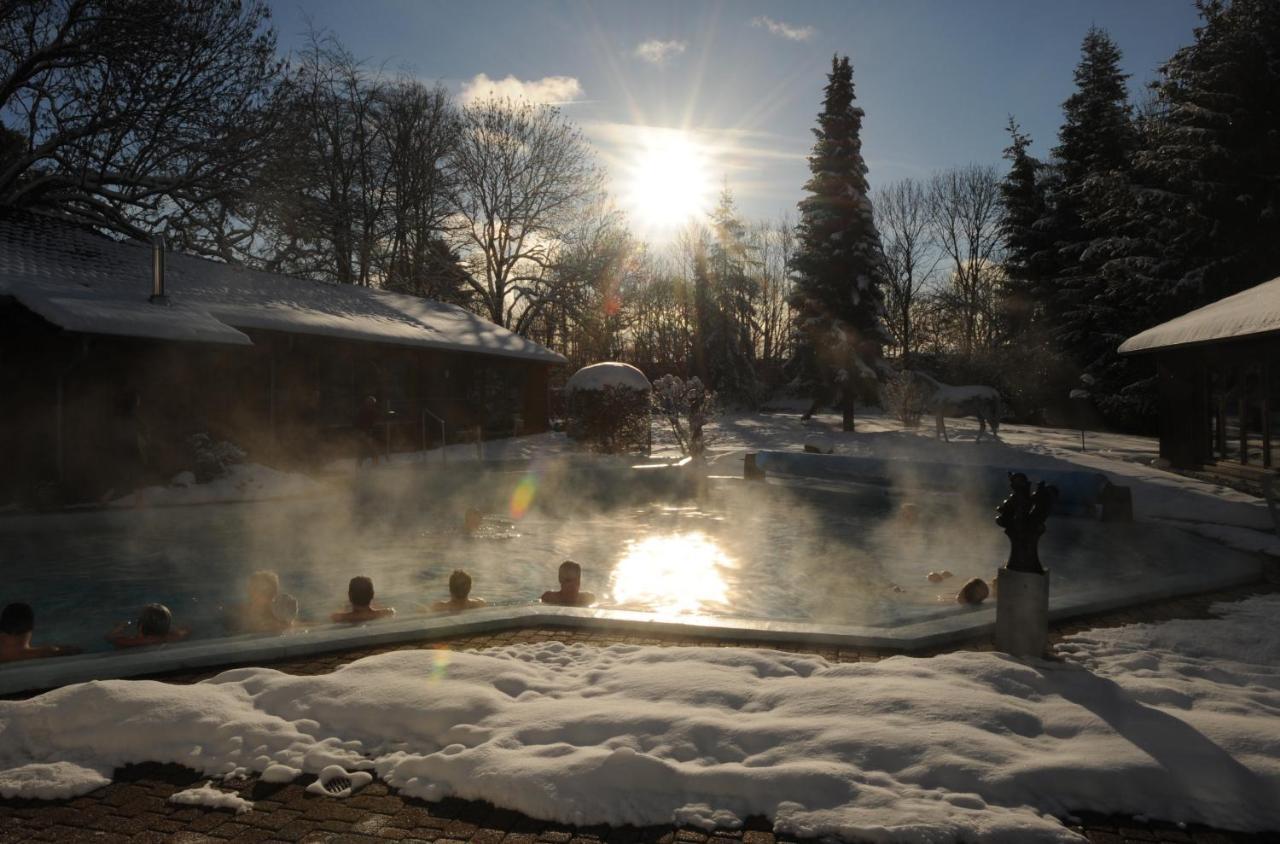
[651,374,715,458]
[882,371,929,428]
[565,385,651,454]
[188,433,246,483]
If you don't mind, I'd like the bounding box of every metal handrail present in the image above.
[421,408,447,464]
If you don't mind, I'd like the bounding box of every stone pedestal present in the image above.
[995,567,1050,659]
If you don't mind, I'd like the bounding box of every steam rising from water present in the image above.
[0,448,1245,654]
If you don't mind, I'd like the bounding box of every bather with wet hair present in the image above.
[331,576,396,623]
[0,602,81,662]
[106,603,191,649]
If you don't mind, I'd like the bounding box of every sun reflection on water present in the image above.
[609,532,737,614]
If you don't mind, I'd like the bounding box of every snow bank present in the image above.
[566,362,652,392]
[168,782,254,814]
[3,598,1280,839]
[111,462,324,508]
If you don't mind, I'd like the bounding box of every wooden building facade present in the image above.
[1120,277,1280,474]
[0,213,563,504]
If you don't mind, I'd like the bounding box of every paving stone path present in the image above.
[3,571,1276,844]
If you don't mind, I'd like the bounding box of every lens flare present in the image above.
[509,473,538,519]
[428,646,451,681]
[609,532,736,614]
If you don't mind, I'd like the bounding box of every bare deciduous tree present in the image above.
[379,80,460,297]
[0,0,281,250]
[928,165,1006,356]
[874,178,939,366]
[450,98,604,332]
[752,214,796,367]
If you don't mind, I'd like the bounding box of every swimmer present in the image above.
[331,576,396,623]
[430,569,487,612]
[464,508,484,534]
[0,602,81,662]
[224,570,291,634]
[956,577,990,605]
[540,560,596,607]
[106,603,190,649]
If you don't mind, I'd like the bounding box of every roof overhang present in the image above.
[12,287,252,346]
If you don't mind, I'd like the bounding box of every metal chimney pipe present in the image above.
[149,235,168,305]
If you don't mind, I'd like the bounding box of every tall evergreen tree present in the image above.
[1044,27,1136,360]
[788,55,888,431]
[1092,0,1280,428]
[1127,0,1280,310]
[998,118,1051,334]
[706,187,761,405]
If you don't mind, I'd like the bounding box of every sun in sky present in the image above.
[624,128,715,233]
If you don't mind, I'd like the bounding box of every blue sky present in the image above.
[269,0,1203,234]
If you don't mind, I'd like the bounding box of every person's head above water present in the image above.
[1,602,34,637]
[558,560,581,592]
[449,570,472,600]
[348,576,375,609]
[248,570,279,604]
[138,603,172,637]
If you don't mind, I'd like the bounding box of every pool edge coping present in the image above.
[0,557,1264,697]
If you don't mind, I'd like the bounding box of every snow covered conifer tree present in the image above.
[706,186,760,406]
[1091,0,1280,428]
[1044,27,1135,360]
[1126,0,1280,309]
[998,119,1051,335]
[788,55,888,431]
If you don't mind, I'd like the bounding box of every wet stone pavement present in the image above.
[2,571,1278,844]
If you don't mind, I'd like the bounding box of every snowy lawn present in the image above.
[1,595,1277,842]
[109,462,327,509]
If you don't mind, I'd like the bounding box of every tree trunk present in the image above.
[841,386,855,432]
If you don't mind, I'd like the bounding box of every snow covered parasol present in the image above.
[565,362,652,393]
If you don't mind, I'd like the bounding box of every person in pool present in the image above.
[106,603,190,649]
[224,570,291,634]
[431,570,487,612]
[0,602,81,662]
[956,577,991,605]
[540,560,596,607]
[331,576,396,623]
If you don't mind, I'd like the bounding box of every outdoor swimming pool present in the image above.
[0,458,1262,656]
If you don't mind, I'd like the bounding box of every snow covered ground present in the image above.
[109,462,327,509]
[0,595,1276,841]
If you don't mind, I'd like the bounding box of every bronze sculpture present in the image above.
[995,472,1056,574]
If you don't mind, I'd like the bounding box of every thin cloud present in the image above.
[751,16,816,42]
[459,73,584,106]
[583,120,807,169]
[634,39,687,66]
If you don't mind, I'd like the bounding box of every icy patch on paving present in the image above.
[168,782,254,814]
[0,761,110,800]
[2,599,1279,841]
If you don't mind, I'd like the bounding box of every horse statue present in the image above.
[900,370,1004,442]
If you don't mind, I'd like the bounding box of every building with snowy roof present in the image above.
[1119,276,1279,474]
[0,211,565,503]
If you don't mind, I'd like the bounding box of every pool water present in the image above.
[0,465,1259,654]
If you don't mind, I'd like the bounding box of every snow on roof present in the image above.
[564,361,652,392]
[13,288,251,346]
[0,213,565,363]
[1118,275,1280,354]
